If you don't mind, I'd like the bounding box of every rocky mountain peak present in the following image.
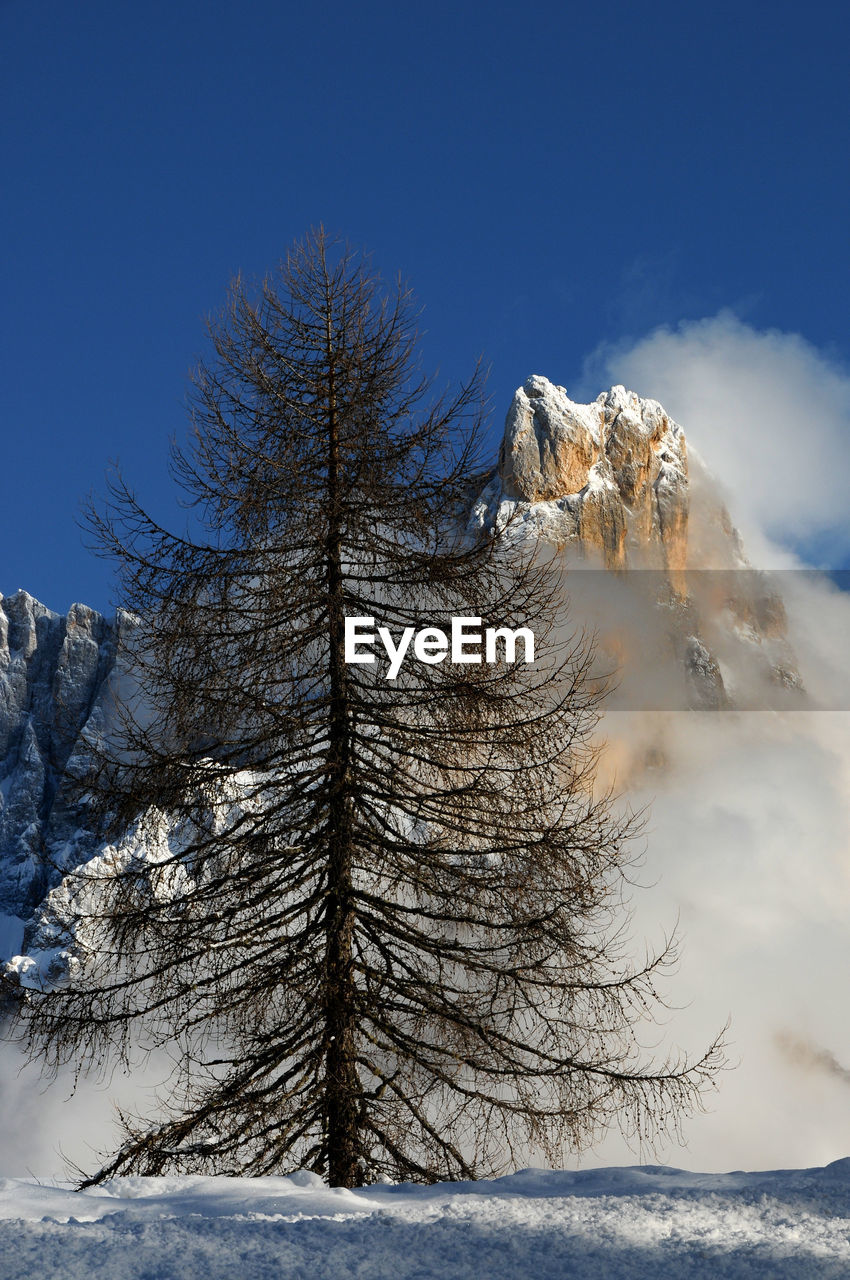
[473,376,802,712]
[483,377,690,573]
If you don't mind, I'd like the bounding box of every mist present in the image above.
[5,316,850,1179]
[562,317,850,1172]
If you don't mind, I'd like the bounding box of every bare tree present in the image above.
[5,230,723,1189]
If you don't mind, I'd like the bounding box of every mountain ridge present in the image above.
[0,379,804,951]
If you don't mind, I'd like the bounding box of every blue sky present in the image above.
[2,0,849,612]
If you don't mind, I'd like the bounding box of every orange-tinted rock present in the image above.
[499,375,600,503]
[493,378,689,574]
[469,376,803,706]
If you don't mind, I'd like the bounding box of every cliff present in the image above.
[470,377,802,709]
[0,591,117,919]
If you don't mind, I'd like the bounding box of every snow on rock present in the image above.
[472,377,803,710]
[0,1163,849,1278]
[0,592,118,921]
[1,765,273,992]
[484,378,688,573]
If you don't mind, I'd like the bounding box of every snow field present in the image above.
[1,1163,850,1278]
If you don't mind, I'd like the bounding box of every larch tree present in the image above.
[5,230,723,1189]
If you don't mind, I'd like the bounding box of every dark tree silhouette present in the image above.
[6,230,723,1189]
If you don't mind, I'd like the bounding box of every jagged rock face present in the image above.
[0,592,117,917]
[493,378,688,572]
[473,376,802,710]
[499,377,601,503]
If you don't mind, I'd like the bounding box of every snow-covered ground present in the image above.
[1,1162,850,1279]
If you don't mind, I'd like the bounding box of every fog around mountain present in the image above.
[2,373,850,1188]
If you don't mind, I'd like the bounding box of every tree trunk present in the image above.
[323,320,360,1188]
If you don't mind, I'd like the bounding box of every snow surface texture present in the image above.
[1,1164,850,1279]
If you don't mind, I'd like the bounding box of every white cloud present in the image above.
[587,313,850,567]
[559,315,850,1171]
[581,707,850,1173]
